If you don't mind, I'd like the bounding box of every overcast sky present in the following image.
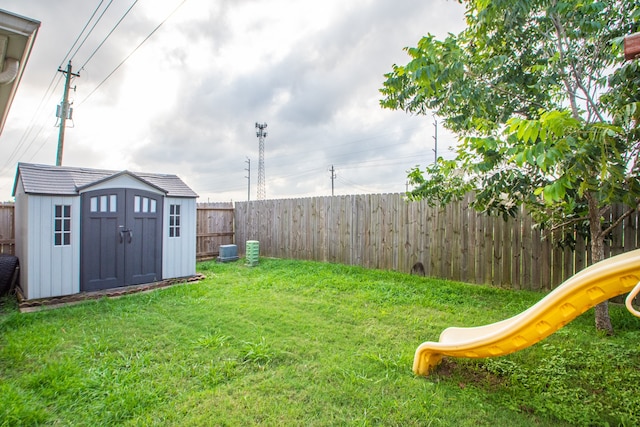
[0,0,465,202]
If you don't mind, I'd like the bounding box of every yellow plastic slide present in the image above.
[413,249,640,376]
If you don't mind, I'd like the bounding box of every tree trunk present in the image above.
[587,192,614,334]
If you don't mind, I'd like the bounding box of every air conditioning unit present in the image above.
[218,244,239,262]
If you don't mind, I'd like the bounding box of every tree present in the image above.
[380,0,640,334]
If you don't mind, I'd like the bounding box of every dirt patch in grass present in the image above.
[434,359,507,391]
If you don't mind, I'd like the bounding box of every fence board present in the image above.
[474,213,485,285]
[502,216,512,287]
[623,208,637,252]
[511,207,522,289]
[610,203,625,257]
[483,216,493,285]
[0,202,15,255]
[450,199,461,282]
[552,226,564,288]
[459,195,470,282]
[493,217,503,286]
[423,202,433,277]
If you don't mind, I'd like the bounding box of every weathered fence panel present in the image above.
[235,194,640,291]
[0,202,15,255]
[196,202,234,261]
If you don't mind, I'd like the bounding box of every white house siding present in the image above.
[23,195,80,299]
[162,197,196,279]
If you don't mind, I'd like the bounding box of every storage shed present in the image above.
[12,163,198,300]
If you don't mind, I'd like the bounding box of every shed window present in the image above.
[134,196,157,213]
[90,194,116,212]
[54,205,71,246]
[169,204,180,237]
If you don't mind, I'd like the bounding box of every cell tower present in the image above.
[255,122,268,200]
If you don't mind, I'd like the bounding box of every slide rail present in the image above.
[626,282,640,318]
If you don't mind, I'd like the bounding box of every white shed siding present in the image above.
[25,195,80,299]
[14,177,29,298]
[162,197,196,279]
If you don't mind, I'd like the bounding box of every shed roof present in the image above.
[13,163,198,198]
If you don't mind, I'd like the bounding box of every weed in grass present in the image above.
[240,337,278,368]
[194,330,231,349]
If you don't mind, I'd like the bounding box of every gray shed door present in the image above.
[80,188,163,292]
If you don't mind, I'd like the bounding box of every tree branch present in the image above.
[549,10,580,120]
[549,9,606,123]
[599,205,611,217]
[549,215,589,232]
[601,201,640,237]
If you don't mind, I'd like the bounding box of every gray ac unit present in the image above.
[218,244,239,262]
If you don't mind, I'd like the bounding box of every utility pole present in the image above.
[432,117,438,165]
[329,165,336,196]
[255,122,267,200]
[56,61,79,166]
[245,157,251,201]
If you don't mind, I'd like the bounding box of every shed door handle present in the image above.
[119,228,133,243]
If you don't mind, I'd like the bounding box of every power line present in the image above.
[78,0,188,105]
[60,0,107,67]
[68,0,116,64]
[334,155,427,170]
[269,124,428,164]
[79,0,140,71]
[259,123,432,172]
[335,176,380,194]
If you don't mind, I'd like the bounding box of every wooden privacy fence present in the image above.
[0,202,15,255]
[196,202,234,260]
[235,193,640,291]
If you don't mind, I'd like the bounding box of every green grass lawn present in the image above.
[1,258,639,426]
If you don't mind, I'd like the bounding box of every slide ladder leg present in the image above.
[625,282,640,318]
